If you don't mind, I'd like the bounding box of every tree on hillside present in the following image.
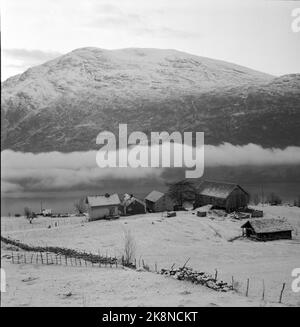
[74,197,86,215]
[294,195,300,207]
[24,206,34,224]
[251,193,260,205]
[267,192,282,205]
[167,180,197,207]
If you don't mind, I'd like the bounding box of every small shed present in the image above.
[42,208,52,217]
[194,180,249,213]
[86,193,120,221]
[241,218,292,241]
[120,194,146,216]
[145,190,174,212]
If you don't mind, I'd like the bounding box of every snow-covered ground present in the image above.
[1,205,300,306]
[2,252,273,307]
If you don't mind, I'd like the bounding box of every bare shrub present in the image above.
[267,193,282,205]
[294,195,300,207]
[24,207,34,223]
[123,230,136,266]
[74,197,86,214]
[24,207,31,219]
[251,193,260,205]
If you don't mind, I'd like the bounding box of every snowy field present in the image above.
[1,205,300,306]
[1,251,271,307]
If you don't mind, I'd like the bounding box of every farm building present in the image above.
[41,208,52,217]
[194,180,249,213]
[120,194,146,216]
[241,218,292,241]
[85,193,120,221]
[145,190,174,212]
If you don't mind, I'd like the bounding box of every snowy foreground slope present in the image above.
[1,205,300,306]
[1,256,269,307]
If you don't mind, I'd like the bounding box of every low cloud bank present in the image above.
[1,143,300,195]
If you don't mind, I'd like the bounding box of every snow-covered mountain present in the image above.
[2,47,300,152]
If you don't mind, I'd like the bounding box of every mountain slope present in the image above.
[2,47,299,152]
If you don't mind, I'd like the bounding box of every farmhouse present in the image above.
[194,180,249,213]
[145,190,174,212]
[120,194,146,216]
[241,218,292,241]
[85,193,120,221]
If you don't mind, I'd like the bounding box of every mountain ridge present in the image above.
[2,47,299,152]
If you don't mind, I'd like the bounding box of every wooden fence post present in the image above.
[11,252,14,264]
[214,269,218,281]
[262,280,265,301]
[279,283,286,303]
[246,278,250,297]
[231,276,234,290]
[155,262,157,273]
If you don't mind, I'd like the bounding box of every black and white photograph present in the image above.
[1,0,300,310]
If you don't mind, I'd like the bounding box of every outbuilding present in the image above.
[120,194,146,216]
[194,180,249,213]
[241,218,292,241]
[86,193,120,221]
[145,190,174,212]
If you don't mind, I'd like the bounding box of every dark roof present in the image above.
[145,190,165,203]
[196,180,248,199]
[86,193,120,207]
[241,218,293,234]
[122,194,145,208]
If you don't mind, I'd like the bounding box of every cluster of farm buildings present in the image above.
[84,179,293,242]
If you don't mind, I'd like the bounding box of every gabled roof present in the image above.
[196,180,248,199]
[122,193,145,208]
[241,218,293,234]
[86,193,120,207]
[145,190,165,203]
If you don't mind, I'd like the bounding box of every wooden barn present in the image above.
[145,190,174,212]
[85,193,120,221]
[241,218,292,241]
[120,194,146,216]
[194,180,249,213]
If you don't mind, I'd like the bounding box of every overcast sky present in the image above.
[1,0,300,80]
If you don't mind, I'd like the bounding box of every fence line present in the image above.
[9,251,120,269]
[1,235,118,266]
[3,235,288,304]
